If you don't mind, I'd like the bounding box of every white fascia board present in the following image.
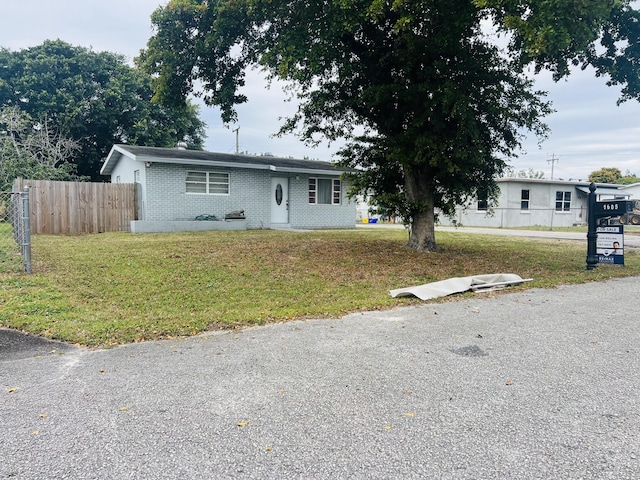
[113,144,138,159]
[137,155,344,176]
[137,155,272,171]
[101,145,137,175]
[269,166,345,176]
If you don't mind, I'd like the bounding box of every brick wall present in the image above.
[288,175,356,228]
[144,163,355,229]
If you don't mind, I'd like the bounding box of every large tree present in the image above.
[0,40,207,180]
[0,106,82,191]
[139,0,640,251]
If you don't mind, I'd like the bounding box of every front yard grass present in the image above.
[1,228,639,346]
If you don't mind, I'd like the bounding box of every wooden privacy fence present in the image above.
[13,179,137,234]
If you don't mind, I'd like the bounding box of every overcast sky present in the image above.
[1,0,639,180]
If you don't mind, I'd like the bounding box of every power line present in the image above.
[547,153,560,179]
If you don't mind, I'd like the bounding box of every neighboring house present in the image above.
[100,145,356,232]
[439,178,638,228]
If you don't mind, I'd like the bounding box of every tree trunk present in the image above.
[404,164,437,252]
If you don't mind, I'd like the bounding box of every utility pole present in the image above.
[547,153,559,180]
[232,127,239,154]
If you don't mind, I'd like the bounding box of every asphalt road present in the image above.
[2,277,639,479]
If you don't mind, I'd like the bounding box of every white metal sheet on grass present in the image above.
[389,274,533,301]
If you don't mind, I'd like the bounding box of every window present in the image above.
[476,187,490,211]
[555,191,571,212]
[333,179,341,204]
[186,171,229,194]
[115,175,121,184]
[309,178,341,205]
[134,170,140,184]
[521,189,530,210]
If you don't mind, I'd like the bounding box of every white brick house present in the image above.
[101,145,356,232]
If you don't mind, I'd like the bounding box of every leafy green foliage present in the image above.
[0,40,207,180]
[619,171,640,184]
[587,4,640,104]
[139,0,640,251]
[478,0,618,77]
[589,166,623,183]
[589,167,640,184]
[479,1,640,101]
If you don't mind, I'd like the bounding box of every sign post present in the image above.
[586,183,599,270]
[586,182,632,270]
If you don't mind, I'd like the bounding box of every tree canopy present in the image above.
[140,0,640,251]
[1,40,207,180]
[589,167,624,183]
[589,167,640,184]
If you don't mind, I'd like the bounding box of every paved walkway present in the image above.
[2,277,639,479]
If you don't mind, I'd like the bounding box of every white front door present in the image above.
[271,177,289,224]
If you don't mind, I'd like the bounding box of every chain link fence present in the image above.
[0,188,31,273]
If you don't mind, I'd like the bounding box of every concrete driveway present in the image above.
[1,277,639,479]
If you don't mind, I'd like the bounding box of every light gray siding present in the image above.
[623,183,640,199]
[142,163,355,229]
[144,163,268,227]
[289,176,355,229]
[110,156,146,220]
[441,180,590,228]
[109,155,140,184]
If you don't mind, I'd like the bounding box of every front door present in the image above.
[271,177,289,224]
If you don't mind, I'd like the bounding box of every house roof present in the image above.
[575,185,631,197]
[497,177,633,197]
[497,177,595,187]
[101,145,348,176]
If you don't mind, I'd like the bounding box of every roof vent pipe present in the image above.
[175,141,188,150]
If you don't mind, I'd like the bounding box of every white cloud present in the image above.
[2,1,639,177]
[514,67,640,179]
[1,0,160,61]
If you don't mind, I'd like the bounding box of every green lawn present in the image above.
[1,228,639,346]
[0,221,25,273]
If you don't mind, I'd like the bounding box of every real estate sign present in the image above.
[596,225,624,265]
